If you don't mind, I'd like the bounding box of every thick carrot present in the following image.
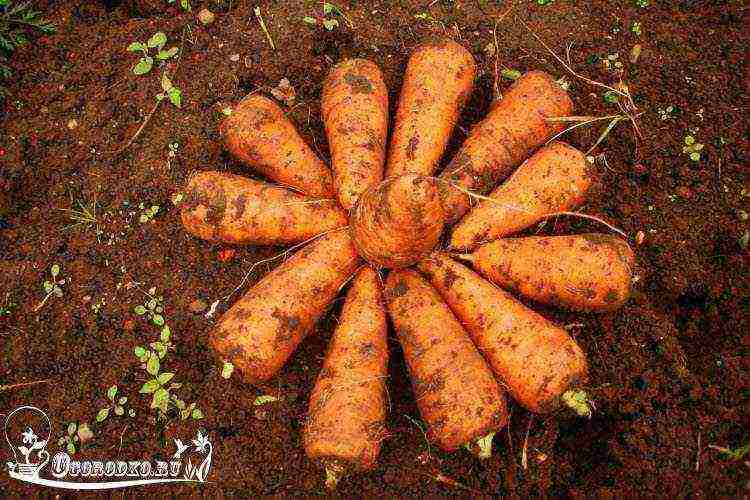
[321,59,389,210]
[221,94,334,197]
[440,71,573,223]
[303,266,388,489]
[181,171,348,245]
[350,174,446,269]
[385,269,508,457]
[386,38,476,178]
[449,141,594,250]
[463,234,634,312]
[211,230,361,383]
[417,253,591,415]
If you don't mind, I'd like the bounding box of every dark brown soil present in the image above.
[1,0,748,496]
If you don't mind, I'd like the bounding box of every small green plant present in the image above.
[96,385,135,422]
[630,21,642,36]
[414,10,438,22]
[127,32,181,108]
[0,291,16,316]
[682,132,703,162]
[138,203,160,224]
[536,0,554,5]
[58,422,79,454]
[34,264,64,312]
[657,104,680,120]
[500,68,521,81]
[603,90,619,104]
[634,0,649,7]
[302,2,353,31]
[59,194,103,239]
[710,443,750,461]
[134,287,165,325]
[0,1,55,98]
[167,0,191,11]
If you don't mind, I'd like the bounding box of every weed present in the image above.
[634,0,649,7]
[303,2,353,31]
[630,21,643,36]
[96,385,135,422]
[709,443,750,461]
[0,1,55,98]
[134,287,165,325]
[58,422,80,454]
[127,32,181,108]
[34,264,64,312]
[0,290,16,316]
[500,68,521,81]
[167,0,191,11]
[59,193,103,240]
[682,130,703,162]
[138,203,160,224]
[536,0,554,5]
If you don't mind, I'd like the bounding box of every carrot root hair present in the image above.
[561,389,594,418]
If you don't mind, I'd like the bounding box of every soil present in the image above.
[1,0,748,496]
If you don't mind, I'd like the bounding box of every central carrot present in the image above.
[386,38,476,178]
[385,269,508,457]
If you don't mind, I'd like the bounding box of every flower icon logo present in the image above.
[4,406,51,479]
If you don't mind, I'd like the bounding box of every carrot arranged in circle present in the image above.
[211,230,361,383]
[418,253,590,415]
[386,38,476,178]
[463,234,635,312]
[303,266,389,489]
[350,174,446,269]
[449,141,594,250]
[181,171,348,245]
[440,71,573,223]
[322,59,389,210]
[221,94,334,197]
[385,269,508,457]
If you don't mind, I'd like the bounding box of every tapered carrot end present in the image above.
[561,389,594,418]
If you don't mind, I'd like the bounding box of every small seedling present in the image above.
[167,0,191,10]
[134,287,165,326]
[682,132,703,162]
[630,21,643,36]
[138,203,160,224]
[97,385,135,422]
[709,443,750,461]
[57,422,79,454]
[35,264,64,312]
[0,291,16,316]
[127,32,179,76]
[634,0,649,7]
[603,90,619,104]
[414,11,438,22]
[157,73,182,108]
[658,105,680,120]
[536,0,554,5]
[253,394,279,406]
[500,68,522,81]
[303,2,353,31]
[59,194,103,239]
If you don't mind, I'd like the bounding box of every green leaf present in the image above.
[147,32,167,50]
[133,57,153,75]
[134,305,147,316]
[114,405,125,416]
[323,2,334,14]
[157,372,174,385]
[140,379,160,393]
[175,399,187,410]
[152,314,165,326]
[253,395,279,406]
[152,388,169,410]
[500,69,522,81]
[160,326,171,342]
[127,41,145,52]
[43,281,53,293]
[157,47,179,60]
[67,442,76,454]
[107,385,118,401]
[147,354,160,375]
[322,18,339,30]
[192,408,204,419]
[51,264,60,277]
[221,361,234,379]
[684,135,695,145]
[134,346,146,357]
[603,90,619,103]
[67,422,76,435]
[181,0,191,11]
[96,408,110,422]
[302,16,317,25]
[168,87,182,108]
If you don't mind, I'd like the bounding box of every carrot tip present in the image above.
[562,389,594,418]
[464,431,495,460]
[324,462,345,490]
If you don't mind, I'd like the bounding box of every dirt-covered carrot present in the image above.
[181,171,348,245]
[350,174,446,269]
[303,266,388,489]
[321,59,389,210]
[440,71,573,223]
[211,230,361,383]
[462,234,634,312]
[221,94,334,197]
[449,141,593,250]
[385,269,508,457]
[386,38,476,178]
[418,253,591,415]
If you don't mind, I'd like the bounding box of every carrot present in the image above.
[350,174,446,269]
[462,234,634,312]
[417,252,591,415]
[181,171,348,245]
[303,266,388,489]
[211,230,361,383]
[440,71,573,223]
[386,38,476,178]
[321,59,389,210]
[221,94,334,197]
[384,269,508,457]
[449,141,594,250]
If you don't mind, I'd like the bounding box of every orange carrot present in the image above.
[181,171,348,245]
[386,38,476,178]
[211,230,361,383]
[322,59,389,210]
[449,141,594,250]
[418,253,591,415]
[463,234,635,312]
[350,174,446,269]
[440,71,573,223]
[221,94,334,197]
[303,266,389,489]
[385,269,508,457]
